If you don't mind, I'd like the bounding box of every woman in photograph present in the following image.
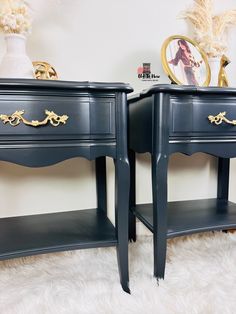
[168,39,202,85]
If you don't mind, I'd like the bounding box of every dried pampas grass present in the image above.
[180,0,236,57]
[0,0,32,35]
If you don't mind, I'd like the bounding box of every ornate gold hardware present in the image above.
[0,110,68,127]
[208,112,236,126]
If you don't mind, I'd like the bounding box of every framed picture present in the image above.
[161,35,211,86]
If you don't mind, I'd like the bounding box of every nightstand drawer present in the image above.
[0,96,115,140]
[171,95,236,135]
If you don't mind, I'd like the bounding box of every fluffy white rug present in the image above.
[0,232,236,314]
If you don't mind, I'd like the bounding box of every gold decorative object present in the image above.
[218,55,230,87]
[208,112,236,125]
[0,110,68,127]
[161,35,211,86]
[33,61,58,80]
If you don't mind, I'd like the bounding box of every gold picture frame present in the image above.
[161,35,211,86]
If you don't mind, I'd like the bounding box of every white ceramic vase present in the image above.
[0,34,34,79]
[208,57,221,86]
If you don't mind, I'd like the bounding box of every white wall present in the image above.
[0,0,236,233]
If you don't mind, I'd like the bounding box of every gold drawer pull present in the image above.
[0,110,69,127]
[208,112,236,126]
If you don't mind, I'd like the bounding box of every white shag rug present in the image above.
[1,232,236,314]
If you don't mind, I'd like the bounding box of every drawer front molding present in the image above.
[0,98,115,139]
[170,95,236,135]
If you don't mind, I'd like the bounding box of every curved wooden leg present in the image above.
[129,149,136,242]
[129,211,136,242]
[217,157,229,201]
[115,158,130,293]
[152,154,168,279]
[95,157,107,213]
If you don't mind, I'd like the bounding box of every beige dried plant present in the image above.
[0,0,32,35]
[181,0,236,57]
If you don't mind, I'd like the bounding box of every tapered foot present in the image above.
[121,282,131,294]
[153,233,167,279]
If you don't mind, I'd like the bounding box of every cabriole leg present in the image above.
[217,157,230,201]
[95,157,107,213]
[129,149,136,242]
[152,153,168,280]
[115,158,130,293]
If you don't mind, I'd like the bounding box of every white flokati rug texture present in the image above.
[1,232,236,314]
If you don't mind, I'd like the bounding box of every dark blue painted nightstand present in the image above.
[128,84,236,279]
[0,79,132,293]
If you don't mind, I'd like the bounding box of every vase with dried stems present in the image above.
[0,0,34,79]
[180,0,236,86]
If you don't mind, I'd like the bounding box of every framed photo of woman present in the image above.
[161,35,211,86]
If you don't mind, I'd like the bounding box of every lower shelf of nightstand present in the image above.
[0,208,117,260]
[132,198,236,238]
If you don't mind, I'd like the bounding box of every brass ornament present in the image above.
[208,112,236,126]
[0,110,68,127]
[218,55,230,87]
[33,61,58,80]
